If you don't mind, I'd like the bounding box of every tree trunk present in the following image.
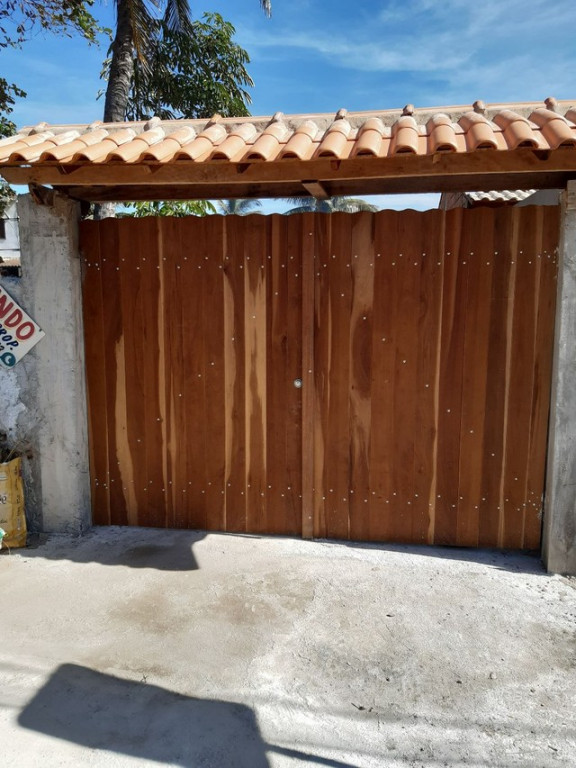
[97,1,135,218]
[103,0,135,123]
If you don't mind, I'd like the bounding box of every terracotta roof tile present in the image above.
[174,123,226,161]
[1,100,576,201]
[459,112,498,151]
[245,120,288,161]
[210,123,257,161]
[2,100,575,169]
[140,126,196,162]
[316,118,352,158]
[529,108,576,149]
[390,115,419,155]
[40,128,110,161]
[352,117,385,157]
[280,120,318,159]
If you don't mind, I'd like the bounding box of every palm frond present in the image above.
[163,0,193,33]
[115,0,157,63]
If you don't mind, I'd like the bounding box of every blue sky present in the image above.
[2,0,576,210]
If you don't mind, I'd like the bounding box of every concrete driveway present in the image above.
[1,527,575,767]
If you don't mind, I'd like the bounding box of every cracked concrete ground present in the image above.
[1,527,575,767]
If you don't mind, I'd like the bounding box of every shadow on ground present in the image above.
[14,528,206,571]
[7,525,548,576]
[335,539,546,576]
[18,664,356,768]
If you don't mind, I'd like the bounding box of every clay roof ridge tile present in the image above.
[140,126,197,162]
[316,119,352,158]
[529,107,576,149]
[107,127,166,163]
[390,115,419,155]
[279,121,319,160]
[426,114,458,153]
[173,123,227,161]
[40,129,110,162]
[246,120,289,161]
[353,117,386,157]
[460,112,498,150]
[209,123,257,161]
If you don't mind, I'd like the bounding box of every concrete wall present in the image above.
[0,193,90,534]
[543,182,576,574]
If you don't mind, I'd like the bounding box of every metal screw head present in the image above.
[294,378,303,389]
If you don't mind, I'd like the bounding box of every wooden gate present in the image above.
[80,206,559,549]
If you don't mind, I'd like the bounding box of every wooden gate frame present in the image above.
[3,102,576,572]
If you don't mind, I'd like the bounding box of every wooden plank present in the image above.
[524,207,560,547]
[130,217,165,527]
[386,211,419,542]
[98,220,128,526]
[434,208,467,545]
[158,216,184,528]
[368,211,398,541]
[456,208,494,546]
[199,215,227,531]
[265,214,290,533]
[301,214,315,538]
[478,209,515,547]
[348,213,374,541]
[283,214,304,534]
[413,210,444,544]
[223,215,247,532]
[312,213,332,538]
[242,216,268,532]
[80,221,110,525]
[501,208,539,549]
[9,147,576,194]
[323,213,352,539]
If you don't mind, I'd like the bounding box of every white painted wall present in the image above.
[0,193,90,534]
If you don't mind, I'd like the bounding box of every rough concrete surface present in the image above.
[1,528,575,767]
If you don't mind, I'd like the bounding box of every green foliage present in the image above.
[0,1,102,49]
[104,12,254,120]
[0,78,26,138]
[284,196,380,215]
[218,199,262,215]
[0,2,104,156]
[123,199,217,217]
[0,179,16,217]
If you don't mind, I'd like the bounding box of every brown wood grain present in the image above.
[524,206,560,548]
[413,210,444,544]
[80,222,110,524]
[222,215,248,532]
[348,212,374,541]
[82,208,559,549]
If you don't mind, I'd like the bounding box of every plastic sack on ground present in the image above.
[0,457,26,548]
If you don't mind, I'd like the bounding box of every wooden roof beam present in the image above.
[301,180,330,199]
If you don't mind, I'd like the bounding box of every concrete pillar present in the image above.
[543,181,576,574]
[1,193,91,534]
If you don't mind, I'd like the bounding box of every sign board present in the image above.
[0,284,45,367]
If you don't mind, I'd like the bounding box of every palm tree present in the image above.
[284,196,379,215]
[217,198,263,215]
[103,1,272,123]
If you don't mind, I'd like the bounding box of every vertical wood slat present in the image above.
[301,214,315,538]
[80,222,110,524]
[80,206,558,550]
